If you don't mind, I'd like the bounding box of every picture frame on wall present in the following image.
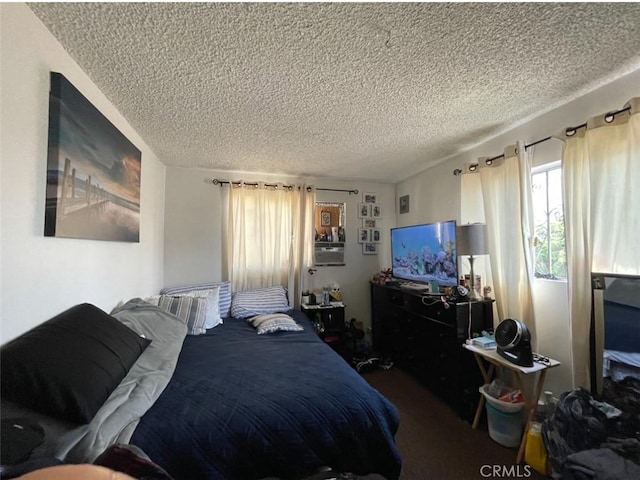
[363,219,376,228]
[371,228,382,243]
[321,210,331,226]
[358,227,370,243]
[363,243,378,255]
[44,72,141,242]
[363,192,377,203]
[358,203,370,218]
[371,204,382,218]
[399,194,410,214]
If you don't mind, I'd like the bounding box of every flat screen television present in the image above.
[390,220,458,287]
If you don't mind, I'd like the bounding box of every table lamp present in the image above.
[456,223,488,301]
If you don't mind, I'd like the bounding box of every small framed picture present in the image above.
[399,194,410,214]
[363,219,376,228]
[371,228,382,243]
[321,210,331,226]
[363,243,378,255]
[358,203,371,218]
[363,192,377,204]
[358,227,370,243]
[371,204,382,218]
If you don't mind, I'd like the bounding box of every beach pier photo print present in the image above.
[44,72,141,242]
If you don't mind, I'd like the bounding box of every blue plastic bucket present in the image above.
[485,401,525,448]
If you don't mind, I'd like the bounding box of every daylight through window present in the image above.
[532,162,567,280]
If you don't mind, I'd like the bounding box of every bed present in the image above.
[1,295,401,480]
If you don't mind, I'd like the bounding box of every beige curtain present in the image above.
[480,143,536,341]
[461,142,536,343]
[561,98,640,388]
[461,165,492,307]
[221,182,315,306]
[289,185,316,308]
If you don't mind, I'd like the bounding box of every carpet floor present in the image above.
[359,367,546,480]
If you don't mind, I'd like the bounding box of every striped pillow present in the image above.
[158,295,207,335]
[180,287,222,329]
[161,281,232,318]
[231,286,290,319]
[248,313,303,335]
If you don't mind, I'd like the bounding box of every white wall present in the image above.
[395,159,461,227]
[313,179,395,334]
[0,4,166,344]
[163,167,395,335]
[395,68,640,394]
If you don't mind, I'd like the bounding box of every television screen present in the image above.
[390,220,458,287]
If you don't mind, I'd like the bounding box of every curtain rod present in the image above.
[209,179,358,195]
[452,105,631,176]
[316,187,359,194]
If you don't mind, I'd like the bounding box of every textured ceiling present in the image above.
[29,2,640,183]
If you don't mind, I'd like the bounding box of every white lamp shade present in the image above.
[457,223,488,256]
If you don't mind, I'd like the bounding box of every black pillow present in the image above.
[1,303,150,424]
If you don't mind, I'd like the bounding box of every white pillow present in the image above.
[180,287,222,329]
[247,313,303,335]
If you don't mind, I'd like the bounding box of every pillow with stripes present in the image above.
[158,295,207,335]
[231,286,290,319]
[161,281,232,318]
[247,313,303,335]
[179,287,222,329]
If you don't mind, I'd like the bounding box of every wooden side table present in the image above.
[463,343,560,464]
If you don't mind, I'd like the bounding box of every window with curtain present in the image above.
[459,98,639,390]
[459,143,536,343]
[221,182,315,304]
[532,162,566,280]
[561,97,639,389]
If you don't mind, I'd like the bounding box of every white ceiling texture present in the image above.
[29,2,640,183]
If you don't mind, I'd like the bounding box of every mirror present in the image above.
[315,202,345,242]
[590,273,640,395]
[314,202,345,266]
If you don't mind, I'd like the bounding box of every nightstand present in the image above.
[301,302,346,346]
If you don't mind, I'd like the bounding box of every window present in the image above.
[223,184,314,292]
[532,162,566,279]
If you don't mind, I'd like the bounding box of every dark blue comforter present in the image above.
[131,310,401,480]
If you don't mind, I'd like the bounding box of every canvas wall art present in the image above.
[44,72,141,242]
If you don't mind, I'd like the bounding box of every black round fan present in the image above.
[495,319,533,367]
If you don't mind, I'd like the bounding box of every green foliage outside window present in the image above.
[534,215,567,279]
[532,165,567,280]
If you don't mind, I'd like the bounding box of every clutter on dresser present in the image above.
[371,268,393,285]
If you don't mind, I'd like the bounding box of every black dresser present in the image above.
[370,282,494,421]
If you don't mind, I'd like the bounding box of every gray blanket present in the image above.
[0,300,189,463]
[63,299,188,462]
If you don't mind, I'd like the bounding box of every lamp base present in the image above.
[467,254,482,301]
